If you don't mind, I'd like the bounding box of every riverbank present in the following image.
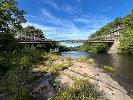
[27,54,133,99]
[55,58,132,100]
[61,51,133,95]
[0,52,132,100]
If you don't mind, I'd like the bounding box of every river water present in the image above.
[61,51,133,95]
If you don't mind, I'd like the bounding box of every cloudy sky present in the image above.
[18,0,133,46]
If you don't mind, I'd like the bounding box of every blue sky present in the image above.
[18,0,133,46]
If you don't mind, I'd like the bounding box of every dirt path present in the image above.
[56,60,133,100]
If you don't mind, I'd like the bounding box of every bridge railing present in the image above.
[16,27,122,43]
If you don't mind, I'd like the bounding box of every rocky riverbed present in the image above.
[25,55,133,100]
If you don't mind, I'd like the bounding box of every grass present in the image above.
[0,48,73,99]
[0,46,47,99]
[87,58,94,64]
[103,65,114,73]
[48,56,73,75]
[49,79,101,100]
[78,56,87,62]
[47,53,61,61]
[49,63,69,74]
[66,57,72,62]
[0,46,102,100]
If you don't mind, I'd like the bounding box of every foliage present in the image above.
[123,10,133,29]
[0,66,31,100]
[69,46,81,51]
[87,58,94,64]
[67,60,73,67]
[103,65,114,73]
[57,45,71,52]
[81,43,109,53]
[81,10,133,54]
[50,79,101,100]
[23,26,45,38]
[119,28,133,54]
[78,56,87,62]
[0,46,43,71]
[0,46,45,99]
[66,57,72,62]
[0,0,26,52]
[49,63,68,74]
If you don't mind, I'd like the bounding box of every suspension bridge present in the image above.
[16,26,122,44]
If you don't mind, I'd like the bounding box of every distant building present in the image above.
[50,48,59,53]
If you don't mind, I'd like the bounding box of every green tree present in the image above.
[120,28,133,54]
[81,10,133,54]
[0,0,26,52]
[23,26,45,38]
[81,43,108,53]
[123,10,133,29]
[114,17,123,26]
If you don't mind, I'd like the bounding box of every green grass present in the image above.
[66,57,72,62]
[78,56,87,62]
[49,79,101,100]
[0,46,46,99]
[49,63,69,74]
[103,65,114,73]
[87,58,94,64]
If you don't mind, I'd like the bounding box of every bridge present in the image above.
[16,26,123,44]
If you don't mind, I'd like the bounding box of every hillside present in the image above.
[81,10,133,54]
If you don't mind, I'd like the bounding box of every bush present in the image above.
[81,43,109,53]
[0,46,43,71]
[0,46,44,99]
[78,56,87,62]
[0,66,33,100]
[119,28,133,54]
[50,79,101,100]
[103,65,114,73]
[87,58,94,64]
[66,57,72,62]
[49,64,68,74]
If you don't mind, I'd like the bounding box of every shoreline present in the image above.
[2,53,131,99]
[54,58,132,100]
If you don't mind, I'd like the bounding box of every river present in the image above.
[61,51,133,95]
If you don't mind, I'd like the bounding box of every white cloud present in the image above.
[21,21,91,41]
[22,22,53,32]
[74,15,109,25]
[25,15,36,19]
[41,8,79,30]
[64,5,80,14]
[44,0,61,10]
[22,8,110,42]
[43,0,80,14]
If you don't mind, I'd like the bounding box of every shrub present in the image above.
[66,57,72,62]
[78,56,87,62]
[66,60,73,67]
[103,65,114,73]
[0,46,45,99]
[49,64,68,74]
[50,79,101,100]
[0,66,33,100]
[87,58,94,64]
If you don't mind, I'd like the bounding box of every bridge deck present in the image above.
[18,40,114,44]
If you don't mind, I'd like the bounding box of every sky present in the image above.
[18,0,133,46]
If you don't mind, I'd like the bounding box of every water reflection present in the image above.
[61,51,90,59]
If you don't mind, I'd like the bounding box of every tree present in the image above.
[81,10,133,54]
[0,0,26,52]
[123,10,133,29]
[120,28,133,54]
[23,26,45,38]
[114,17,123,26]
